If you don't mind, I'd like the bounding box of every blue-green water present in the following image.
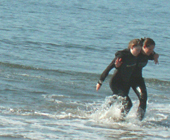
[0,0,170,139]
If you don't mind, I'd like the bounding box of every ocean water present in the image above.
[0,0,170,139]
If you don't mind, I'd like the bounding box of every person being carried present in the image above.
[96,39,143,118]
[115,38,159,120]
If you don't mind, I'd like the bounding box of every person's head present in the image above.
[128,39,142,56]
[141,38,155,55]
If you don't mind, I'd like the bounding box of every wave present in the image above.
[145,78,170,85]
[0,61,96,75]
[0,61,38,70]
[0,61,169,85]
[0,39,99,52]
[43,42,98,51]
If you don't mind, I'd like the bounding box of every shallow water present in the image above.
[0,0,170,139]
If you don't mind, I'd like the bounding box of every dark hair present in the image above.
[128,39,143,49]
[141,37,155,47]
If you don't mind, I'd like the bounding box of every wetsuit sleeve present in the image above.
[98,58,116,84]
[98,49,127,85]
[148,51,156,60]
[115,50,125,58]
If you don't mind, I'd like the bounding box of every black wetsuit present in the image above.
[98,49,155,119]
[98,49,138,116]
[130,52,154,120]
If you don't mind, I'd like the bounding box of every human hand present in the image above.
[154,53,159,64]
[96,83,101,91]
[115,58,122,68]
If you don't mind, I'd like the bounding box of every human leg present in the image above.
[121,95,132,117]
[132,77,147,120]
[109,75,132,117]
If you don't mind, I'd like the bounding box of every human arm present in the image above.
[148,51,159,64]
[96,49,126,91]
[96,58,122,91]
[96,58,116,91]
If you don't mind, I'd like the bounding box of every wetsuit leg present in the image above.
[109,73,132,117]
[131,77,147,120]
[121,95,132,117]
